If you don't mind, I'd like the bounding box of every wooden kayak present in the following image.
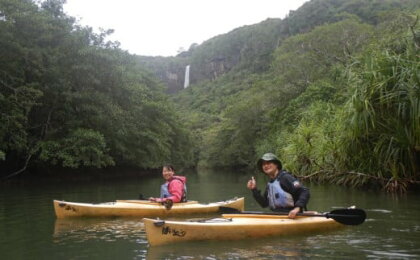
[53,197,244,218]
[143,214,344,246]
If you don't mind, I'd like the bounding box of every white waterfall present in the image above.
[184,65,190,88]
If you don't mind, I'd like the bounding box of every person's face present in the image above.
[162,167,174,181]
[261,161,278,178]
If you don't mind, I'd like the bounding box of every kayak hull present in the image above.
[53,197,244,218]
[143,214,343,246]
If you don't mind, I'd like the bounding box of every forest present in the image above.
[0,0,419,193]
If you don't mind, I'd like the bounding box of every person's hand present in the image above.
[154,198,166,203]
[247,176,256,190]
[150,197,166,202]
[288,207,300,219]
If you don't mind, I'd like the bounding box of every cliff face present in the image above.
[163,69,185,94]
[135,56,188,94]
[189,55,238,85]
[136,18,283,94]
[136,53,238,94]
[135,57,229,94]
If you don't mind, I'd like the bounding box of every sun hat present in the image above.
[257,153,282,172]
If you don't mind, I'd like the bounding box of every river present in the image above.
[1,169,419,259]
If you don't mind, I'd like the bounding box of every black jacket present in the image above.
[252,170,310,211]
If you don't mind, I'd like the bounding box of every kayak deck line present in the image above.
[116,200,199,205]
[153,217,234,226]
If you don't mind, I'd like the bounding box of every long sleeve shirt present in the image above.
[252,170,310,211]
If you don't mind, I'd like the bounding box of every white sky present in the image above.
[63,0,309,57]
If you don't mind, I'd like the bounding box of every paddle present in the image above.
[218,207,366,226]
[137,193,173,209]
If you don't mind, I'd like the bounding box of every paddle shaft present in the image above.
[238,210,325,217]
[238,211,358,218]
[219,207,366,225]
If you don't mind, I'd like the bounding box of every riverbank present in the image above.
[1,166,161,184]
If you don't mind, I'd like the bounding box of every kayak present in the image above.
[53,197,244,218]
[143,214,344,246]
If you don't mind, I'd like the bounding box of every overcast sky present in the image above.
[63,0,309,57]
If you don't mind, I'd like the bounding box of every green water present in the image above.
[1,169,419,259]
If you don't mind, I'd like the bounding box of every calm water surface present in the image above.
[1,169,419,259]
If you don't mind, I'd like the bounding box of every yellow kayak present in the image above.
[143,214,344,246]
[53,197,244,218]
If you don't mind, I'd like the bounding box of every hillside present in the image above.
[137,0,419,94]
[139,0,420,192]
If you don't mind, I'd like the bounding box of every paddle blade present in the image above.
[327,208,366,225]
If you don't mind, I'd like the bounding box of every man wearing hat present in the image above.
[247,153,310,218]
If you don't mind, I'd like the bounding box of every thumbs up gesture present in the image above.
[247,176,256,190]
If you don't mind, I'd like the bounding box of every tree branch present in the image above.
[2,153,33,180]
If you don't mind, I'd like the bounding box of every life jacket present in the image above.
[267,175,294,210]
[160,176,187,202]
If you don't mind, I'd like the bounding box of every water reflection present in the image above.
[52,214,221,243]
[144,233,363,259]
[53,218,147,244]
[146,239,305,259]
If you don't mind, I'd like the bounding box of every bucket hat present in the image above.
[257,153,282,172]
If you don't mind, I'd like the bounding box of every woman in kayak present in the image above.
[247,153,310,219]
[149,165,187,204]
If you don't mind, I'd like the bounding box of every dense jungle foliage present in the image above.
[172,0,420,192]
[0,0,195,178]
[0,0,419,192]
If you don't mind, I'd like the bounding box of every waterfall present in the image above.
[184,65,190,88]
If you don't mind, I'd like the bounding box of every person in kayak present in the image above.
[247,153,310,219]
[149,165,187,204]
